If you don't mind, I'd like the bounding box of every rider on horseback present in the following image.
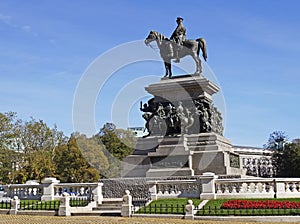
[170,17,186,63]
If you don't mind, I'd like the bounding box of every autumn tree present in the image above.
[18,118,67,182]
[53,136,100,182]
[96,123,135,160]
[94,123,136,178]
[75,133,109,176]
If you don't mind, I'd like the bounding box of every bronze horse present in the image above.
[145,30,207,77]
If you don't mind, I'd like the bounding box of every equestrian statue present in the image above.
[144,17,207,78]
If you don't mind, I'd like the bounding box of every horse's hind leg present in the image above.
[192,53,202,75]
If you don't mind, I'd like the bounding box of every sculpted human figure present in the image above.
[170,17,186,63]
[140,99,156,136]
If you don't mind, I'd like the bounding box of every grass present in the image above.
[0,200,11,209]
[135,198,202,214]
[197,198,300,216]
[19,200,60,210]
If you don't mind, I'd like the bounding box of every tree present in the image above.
[0,112,23,183]
[75,133,109,175]
[265,131,300,177]
[273,141,300,177]
[0,112,21,150]
[96,123,135,160]
[53,136,100,182]
[20,118,66,154]
[264,131,288,151]
[94,123,136,178]
[17,118,67,182]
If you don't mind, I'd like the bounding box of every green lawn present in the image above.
[0,200,10,209]
[135,198,202,214]
[19,200,60,210]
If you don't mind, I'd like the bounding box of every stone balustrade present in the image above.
[49,181,103,204]
[3,176,300,204]
[201,176,300,199]
[275,178,300,198]
[215,178,275,198]
[4,178,103,205]
[148,179,201,200]
[4,183,43,200]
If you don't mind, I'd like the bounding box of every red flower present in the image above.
[221,200,300,209]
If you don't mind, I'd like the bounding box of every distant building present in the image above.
[127,127,145,137]
[233,145,274,177]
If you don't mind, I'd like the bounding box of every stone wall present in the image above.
[100,178,150,199]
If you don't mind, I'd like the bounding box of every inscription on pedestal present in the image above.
[150,155,189,169]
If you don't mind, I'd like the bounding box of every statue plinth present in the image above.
[122,75,242,178]
[145,75,219,103]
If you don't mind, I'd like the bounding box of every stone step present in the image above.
[101,198,122,205]
[93,206,122,211]
[71,210,121,216]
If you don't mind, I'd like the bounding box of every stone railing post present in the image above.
[121,190,132,217]
[92,183,104,205]
[41,177,60,201]
[58,193,71,216]
[184,199,194,220]
[9,196,20,215]
[148,182,157,201]
[200,172,217,199]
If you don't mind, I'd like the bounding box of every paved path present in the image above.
[0,215,298,224]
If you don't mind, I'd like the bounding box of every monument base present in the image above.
[122,133,243,178]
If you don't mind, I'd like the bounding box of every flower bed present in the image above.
[221,199,300,209]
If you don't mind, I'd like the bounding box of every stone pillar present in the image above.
[92,183,104,205]
[9,196,20,215]
[185,200,194,220]
[148,182,158,201]
[121,190,132,217]
[41,177,60,201]
[200,172,217,199]
[58,193,71,216]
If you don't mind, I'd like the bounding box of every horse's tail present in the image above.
[196,38,207,61]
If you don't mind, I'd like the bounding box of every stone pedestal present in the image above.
[200,172,217,199]
[121,190,132,217]
[185,200,195,220]
[122,75,242,178]
[41,177,60,201]
[58,194,71,216]
[9,196,20,215]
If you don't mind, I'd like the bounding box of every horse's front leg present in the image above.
[164,62,169,77]
[168,62,172,78]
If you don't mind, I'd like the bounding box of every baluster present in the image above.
[285,183,291,192]
[239,184,244,193]
[216,183,222,194]
[224,184,230,194]
[33,187,37,196]
[292,182,297,192]
[254,183,260,193]
[232,185,237,194]
[247,183,252,193]
[268,184,274,193]
[261,183,267,193]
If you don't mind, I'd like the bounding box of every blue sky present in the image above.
[0,0,300,147]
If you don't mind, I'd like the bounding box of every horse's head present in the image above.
[144,30,157,46]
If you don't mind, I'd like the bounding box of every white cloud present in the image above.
[0,13,14,27]
[0,13,38,36]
